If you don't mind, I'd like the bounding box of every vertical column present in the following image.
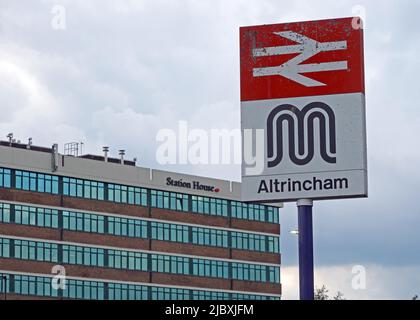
[297,199,314,300]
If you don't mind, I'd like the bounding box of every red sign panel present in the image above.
[240,17,364,101]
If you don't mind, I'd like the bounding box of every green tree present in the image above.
[314,285,345,300]
[314,285,329,300]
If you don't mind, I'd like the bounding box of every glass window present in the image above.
[0,274,9,294]
[2,167,281,224]
[151,287,190,300]
[0,203,11,223]
[191,196,228,217]
[108,283,148,300]
[268,266,280,284]
[63,177,78,198]
[63,177,104,200]
[267,236,280,253]
[0,168,11,188]
[231,231,270,253]
[62,245,105,267]
[171,256,189,275]
[192,289,230,300]
[12,239,58,262]
[108,184,147,206]
[192,227,228,247]
[63,279,104,300]
[267,206,279,224]
[37,174,59,194]
[63,210,105,233]
[151,222,189,243]
[231,202,277,223]
[14,205,59,229]
[14,239,36,260]
[15,170,58,194]
[151,190,188,212]
[15,275,37,296]
[151,254,189,275]
[0,238,10,258]
[108,216,148,238]
[151,254,171,273]
[1,200,277,254]
[108,249,148,271]
[192,258,229,278]
[36,242,59,262]
[2,272,279,300]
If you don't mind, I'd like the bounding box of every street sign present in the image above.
[240,17,367,202]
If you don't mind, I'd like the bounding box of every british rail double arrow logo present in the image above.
[252,31,348,87]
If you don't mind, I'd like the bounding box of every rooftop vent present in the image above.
[6,133,20,145]
[27,137,33,150]
[103,146,109,162]
[7,133,13,145]
[118,150,125,164]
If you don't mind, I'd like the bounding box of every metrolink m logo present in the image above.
[267,102,336,167]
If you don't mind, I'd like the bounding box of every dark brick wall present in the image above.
[232,280,282,295]
[151,240,229,259]
[0,258,149,283]
[151,273,231,291]
[63,196,150,219]
[0,293,57,300]
[0,223,60,242]
[151,208,227,228]
[0,188,60,207]
[231,218,280,235]
[231,249,281,265]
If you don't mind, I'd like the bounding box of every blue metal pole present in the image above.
[297,199,314,300]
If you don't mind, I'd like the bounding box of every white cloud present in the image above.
[0,0,420,299]
[282,264,420,300]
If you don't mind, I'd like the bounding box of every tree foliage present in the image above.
[314,285,329,300]
[314,285,345,300]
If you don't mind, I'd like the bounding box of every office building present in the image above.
[0,140,281,300]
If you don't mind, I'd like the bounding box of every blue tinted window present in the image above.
[0,238,10,258]
[151,190,188,211]
[0,168,11,188]
[63,210,105,233]
[3,166,281,224]
[0,203,11,223]
[2,272,279,300]
[15,170,58,194]
[151,222,189,243]
[191,196,228,217]
[108,184,147,206]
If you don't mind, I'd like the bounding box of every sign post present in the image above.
[240,17,367,300]
[297,199,314,300]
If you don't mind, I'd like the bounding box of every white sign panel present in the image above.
[240,17,367,202]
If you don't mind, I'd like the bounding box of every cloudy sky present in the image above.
[1,0,419,299]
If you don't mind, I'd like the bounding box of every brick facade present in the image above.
[0,150,282,300]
